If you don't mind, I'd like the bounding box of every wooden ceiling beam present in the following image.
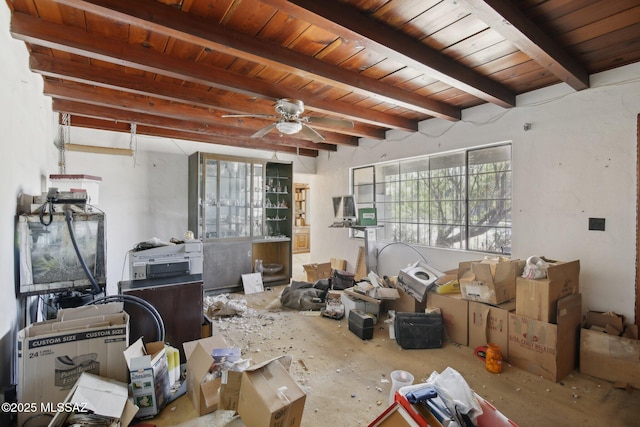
[459,0,589,90]
[263,0,516,108]
[51,0,460,120]
[66,115,320,157]
[29,53,382,140]
[44,79,358,147]
[52,99,339,152]
[10,11,415,132]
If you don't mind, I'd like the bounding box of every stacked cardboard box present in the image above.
[580,311,640,388]
[508,259,581,382]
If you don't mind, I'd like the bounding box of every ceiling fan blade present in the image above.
[251,122,278,138]
[306,115,354,128]
[222,113,277,119]
[300,123,325,143]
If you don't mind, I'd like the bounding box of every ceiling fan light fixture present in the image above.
[276,121,302,135]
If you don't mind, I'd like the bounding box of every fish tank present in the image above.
[16,210,106,295]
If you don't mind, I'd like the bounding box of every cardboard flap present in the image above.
[183,335,228,360]
[472,263,495,285]
[57,302,124,321]
[246,355,293,373]
[71,373,130,419]
[189,342,215,382]
[123,337,146,370]
[557,293,582,321]
[547,260,580,285]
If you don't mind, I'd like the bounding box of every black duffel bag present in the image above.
[331,269,355,290]
[394,311,444,349]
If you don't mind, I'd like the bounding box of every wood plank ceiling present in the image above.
[6,0,640,157]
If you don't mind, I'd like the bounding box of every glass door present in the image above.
[203,158,218,239]
[252,163,264,238]
[219,160,250,238]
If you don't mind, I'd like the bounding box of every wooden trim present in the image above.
[65,143,134,156]
[637,113,640,330]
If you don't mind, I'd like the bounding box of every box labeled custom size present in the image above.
[123,338,171,419]
[427,292,469,346]
[182,335,244,415]
[516,260,580,323]
[579,328,640,388]
[237,355,306,427]
[468,300,515,360]
[508,294,582,382]
[48,372,139,427]
[17,303,129,427]
[459,258,525,305]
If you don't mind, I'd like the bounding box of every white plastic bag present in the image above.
[522,256,549,279]
[424,367,483,426]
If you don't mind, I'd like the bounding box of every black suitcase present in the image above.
[394,311,444,349]
[348,309,376,340]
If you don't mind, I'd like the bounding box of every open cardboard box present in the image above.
[18,303,129,427]
[515,260,580,323]
[459,258,524,305]
[183,335,244,416]
[123,338,171,419]
[48,372,138,427]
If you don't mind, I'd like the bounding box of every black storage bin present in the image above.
[394,311,444,349]
[348,309,375,340]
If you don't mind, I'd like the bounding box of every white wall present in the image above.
[310,63,640,323]
[0,2,57,393]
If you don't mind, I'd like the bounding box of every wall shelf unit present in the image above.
[188,153,293,292]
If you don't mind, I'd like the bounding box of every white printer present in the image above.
[129,240,203,281]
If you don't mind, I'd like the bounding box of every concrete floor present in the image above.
[147,284,640,427]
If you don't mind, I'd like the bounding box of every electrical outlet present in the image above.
[588,217,605,231]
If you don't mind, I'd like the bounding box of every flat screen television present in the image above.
[332,195,358,222]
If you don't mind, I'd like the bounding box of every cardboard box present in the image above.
[426,293,468,346]
[508,294,582,382]
[385,286,427,313]
[303,259,346,282]
[584,310,624,335]
[123,338,171,419]
[468,300,515,360]
[17,303,129,427]
[237,355,306,427]
[579,328,640,388]
[516,260,580,323]
[303,262,332,282]
[48,372,138,427]
[182,335,244,415]
[459,258,524,305]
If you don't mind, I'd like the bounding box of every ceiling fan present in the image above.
[222,99,354,143]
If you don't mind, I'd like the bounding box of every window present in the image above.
[351,144,511,254]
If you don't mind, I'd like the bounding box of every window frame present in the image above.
[350,143,512,255]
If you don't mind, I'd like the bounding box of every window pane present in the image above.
[352,144,511,255]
